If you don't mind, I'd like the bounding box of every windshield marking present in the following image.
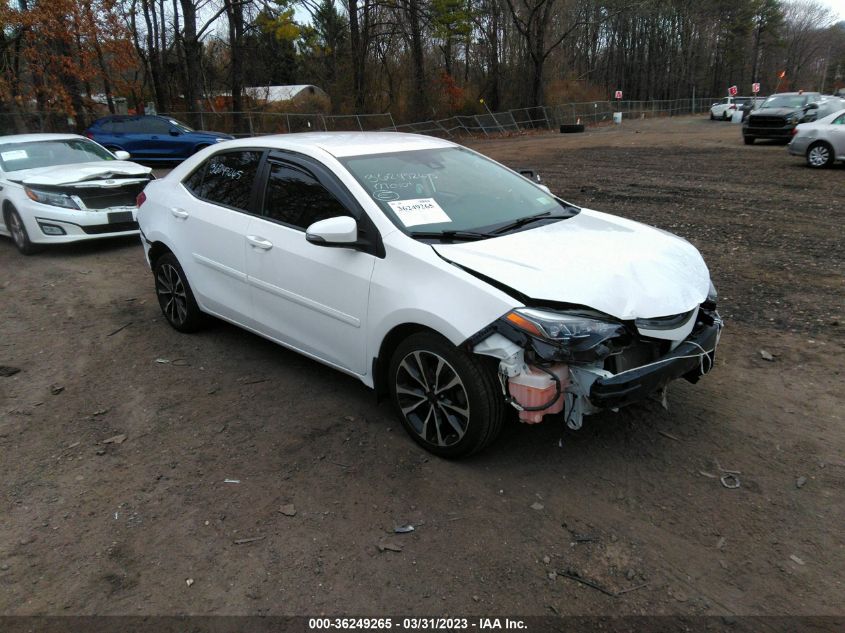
[387,198,451,227]
[1,150,28,161]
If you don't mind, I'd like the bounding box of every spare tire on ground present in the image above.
[560,124,585,133]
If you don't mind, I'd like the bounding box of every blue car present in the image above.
[85,115,233,162]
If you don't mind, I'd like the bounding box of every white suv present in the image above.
[710,97,750,120]
[137,132,722,457]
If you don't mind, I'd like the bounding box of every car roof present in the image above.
[0,133,86,144]
[216,131,455,158]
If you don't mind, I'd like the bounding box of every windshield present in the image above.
[340,147,577,237]
[761,95,808,109]
[0,138,115,172]
[168,118,194,133]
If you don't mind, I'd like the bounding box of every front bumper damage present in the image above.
[469,304,722,430]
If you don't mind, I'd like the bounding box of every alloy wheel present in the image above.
[9,212,25,248]
[156,263,188,325]
[808,145,830,167]
[395,350,470,447]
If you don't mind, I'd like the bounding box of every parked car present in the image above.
[742,92,824,144]
[788,108,845,168]
[137,133,722,457]
[0,133,152,254]
[710,96,752,120]
[85,115,233,162]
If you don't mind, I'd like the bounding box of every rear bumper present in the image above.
[590,319,721,409]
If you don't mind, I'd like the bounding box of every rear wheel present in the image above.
[153,252,204,332]
[806,142,834,168]
[5,207,42,255]
[388,332,505,458]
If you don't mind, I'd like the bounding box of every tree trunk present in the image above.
[408,0,428,119]
[179,0,204,127]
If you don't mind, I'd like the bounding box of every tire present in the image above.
[710,113,716,120]
[560,124,585,134]
[388,331,505,458]
[743,136,754,145]
[806,142,834,168]
[152,252,204,332]
[5,207,42,255]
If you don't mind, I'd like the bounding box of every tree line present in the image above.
[1,0,844,131]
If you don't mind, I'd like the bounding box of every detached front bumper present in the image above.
[590,319,720,409]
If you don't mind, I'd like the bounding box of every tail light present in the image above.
[791,128,799,136]
[84,132,94,139]
[729,105,736,110]
[136,192,147,207]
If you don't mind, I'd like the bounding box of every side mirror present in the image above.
[537,184,552,195]
[169,128,181,136]
[806,103,819,110]
[306,216,358,246]
[113,150,131,160]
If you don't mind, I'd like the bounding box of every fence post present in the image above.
[248,113,254,136]
[388,112,397,131]
[543,107,552,130]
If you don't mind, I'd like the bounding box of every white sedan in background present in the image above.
[0,133,152,254]
[788,108,845,168]
[138,133,722,457]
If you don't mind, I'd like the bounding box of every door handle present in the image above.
[170,207,189,219]
[247,235,273,250]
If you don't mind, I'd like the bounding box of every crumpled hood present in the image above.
[16,161,152,186]
[433,209,711,320]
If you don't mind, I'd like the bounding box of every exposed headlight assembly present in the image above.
[502,308,629,361]
[787,115,799,125]
[25,187,80,210]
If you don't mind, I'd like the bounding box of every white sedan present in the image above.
[0,133,152,254]
[788,108,845,168]
[138,133,722,457]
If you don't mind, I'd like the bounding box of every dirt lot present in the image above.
[1,117,843,617]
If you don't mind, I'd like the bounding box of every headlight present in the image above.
[787,115,799,125]
[707,281,718,303]
[25,187,80,210]
[503,308,629,361]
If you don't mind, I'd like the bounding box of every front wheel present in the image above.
[153,252,204,332]
[5,208,42,255]
[388,332,505,458]
[743,136,754,145]
[806,142,834,168]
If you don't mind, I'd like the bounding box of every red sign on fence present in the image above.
[752,82,760,94]
[614,90,623,100]
[728,85,738,96]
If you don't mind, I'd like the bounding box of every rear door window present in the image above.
[183,150,263,212]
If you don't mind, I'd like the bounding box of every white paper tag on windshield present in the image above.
[387,198,451,227]
[1,150,27,161]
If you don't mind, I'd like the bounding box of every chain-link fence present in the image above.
[392,98,717,137]
[0,98,715,138]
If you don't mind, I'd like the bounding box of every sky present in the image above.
[821,0,845,21]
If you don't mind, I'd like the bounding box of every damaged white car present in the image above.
[0,133,152,254]
[138,133,722,457]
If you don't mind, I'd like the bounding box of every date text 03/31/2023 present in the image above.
[308,618,528,630]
